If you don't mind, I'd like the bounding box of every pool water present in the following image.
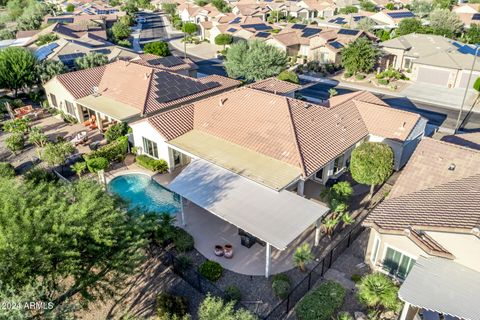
[108,174,180,215]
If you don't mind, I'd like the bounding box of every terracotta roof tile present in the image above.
[247,77,302,94]
[441,132,480,151]
[131,54,198,72]
[56,65,106,99]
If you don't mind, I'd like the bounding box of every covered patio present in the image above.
[164,159,330,277]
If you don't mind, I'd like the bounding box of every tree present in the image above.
[66,3,75,12]
[119,14,135,26]
[74,52,108,70]
[71,161,87,178]
[360,0,377,12]
[293,243,313,272]
[395,18,423,36]
[35,33,58,46]
[350,142,393,198]
[0,177,154,316]
[328,88,338,97]
[0,47,37,97]
[143,41,171,57]
[277,70,299,83]
[162,2,178,16]
[341,37,379,75]
[410,0,433,18]
[105,122,129,142]
[16,2,48,31]
[356,18,376,32]
[3,117,30,134]
[385,2,395,9]
[376,29,391,42]
[338,5,358,14]
[41,141,75,168]
[198,294,257,320]
[182,22,197,35]
[211,0,231,13]
[357,273,401,312]
[5,133,25,155]
[28,126,48,149]
[463,23,480,44]
[36,60,67,84]
[112,20,131,40]
[214,33,233,50]
[122,0,139,15]
[432,0,455,9]
[428,8,463,38]
[225,40,288,82]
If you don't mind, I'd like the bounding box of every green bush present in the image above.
[24,167,58,185]
[277,70,299,84]
[224,285,242,302]
[176,255,192,272]
[117,39,132,48]
[5,133,25,153]
[136,155,169,173]
[156,293,188,318]
[295,281,346,320]
[198,260,223,282]
[174,228,194,252]
[105,123,129,143]
[86,136,128,162]
[0,162,15,178]
[272,278,291,299]
[344,71,353,78]
[378,78,389,85]
[355,74,366,80]
[86,157,109,173]
[272,273,290,283]
[351,274,362,283]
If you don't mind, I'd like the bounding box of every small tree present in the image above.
[74,52,108,70]
[36,60,67,84]
[112,20,131,40]
[35,33,58,46]
[322,216,340,237]
[211,0,231,13]
[293,243,313,272]
[0,47,38,97]
[5,133,25,155]
[350,142,393,198]
[86,157,109,173]
[143,41,171,57]
[182,22,197,36]
[410,0,432,18]
[395,18,423,37]
[385,3,395,10]
[357,273,401,313]
[162,3,178,16]
[105,122,129,142]
[28,127,48,156]
[356,18,376,32]
[71,161,87,178]
[198,294,257,320]
[3,118,30,134]
[338,5,358,14]
[214,33,233,50]
[428,8,463,38]
[360,0,377,12]
[41,141,75,168]
[277,70,299,84]
[328,88,338,97]
[463,23,480,44]
[341,38,379,76]
[66,3,75,12]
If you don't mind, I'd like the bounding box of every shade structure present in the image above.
[167,159,329,250]
[399,256,480,320]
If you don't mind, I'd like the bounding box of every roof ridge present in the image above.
[285,99,308,177]
[142,69,155,116]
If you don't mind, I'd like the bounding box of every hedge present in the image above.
[136,155,169,173]
[86,157,109,173]
[174,228,194,253]
[0,162,15,178]
[295,281,345,320]
[198,260,223,282]
[85,136,129,163]
[156,293,188,318]
[224,285,242,302]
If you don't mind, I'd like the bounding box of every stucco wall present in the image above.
[43,78,83,121]
[130,121,172,166]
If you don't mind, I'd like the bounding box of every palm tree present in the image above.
[341,213,355,227]
[357,273,401,312]
[322,216,340,237]
[70,161,87,179]
[293,243,314,272]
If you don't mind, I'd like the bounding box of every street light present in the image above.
[455,45,480,132]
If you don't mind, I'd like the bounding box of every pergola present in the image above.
[167,159,330,277]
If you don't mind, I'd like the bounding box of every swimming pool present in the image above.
[108,173,180,215]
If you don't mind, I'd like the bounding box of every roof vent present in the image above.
[92,86,100,97]
[303,102,311,108]
[403,228,411,236]
[472,227,480,236]
[144,73,150,80]
[448,163,456,171]
[219,97,227,106]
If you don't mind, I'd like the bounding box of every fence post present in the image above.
[321,258,325,276]
[286,294,290,313]
[169,252,175,269]
[347,230,352,247]
[328,249,333,268]
[197,272,202,292]
[307,272,312,290]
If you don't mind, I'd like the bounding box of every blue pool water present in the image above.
[108,174,180,215]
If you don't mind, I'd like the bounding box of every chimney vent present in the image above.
[448,163,456,171]
[92,86,100,97]
[219,97,227,106]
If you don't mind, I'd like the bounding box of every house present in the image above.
[369,9,415,28]
[326,13,376,29]
[298,0,336,19]
[266,1,313,20]
[453,3,480,28]
[179,3,222,23]
[266,24,376,64]
[201,16,274,43]
[43,60,239,131]
[380,33,480,88]
[363,137,480,320]
[232,2,270,21]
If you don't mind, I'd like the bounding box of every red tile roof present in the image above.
[247,77,302,94]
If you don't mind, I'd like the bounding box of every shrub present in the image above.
[143,41,171,57]
[105,123,129,143]
[338,311,353,320]
[0,162,15,178]
[86,157,109,173]
[355,74,366,80]
[86,136,129,162]
[24,167,58,185]
[5,133,25,154]
[378,79,389,85]
[295,281,346,320]
[351,274,362,283]
[176,255,192,272]
[174,228,194,253]
[156,293,189,318]
[136,155,169,173]
[117,39,132,48]
[272,278,291,299]
[344,71,353,78]
[224,285,242,302]
[3,118,30,134]
[277,70,299,84]
[198,261,223,282]
[272,273,290,283]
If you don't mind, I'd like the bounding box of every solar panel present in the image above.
[227,28,237,32]
[292,23,307,29]
[457,44,480,56]
[473,13,480,20]
[338,28,359,35]
[329,41,344,49]
[353,16,365,22]
[328,17,345,24]
[256,32,269,38]
[241,23,272,31]
[35,42,59,61]
[229,17,241,24]
[387,11,414,19]
[301,27,321,37]
[58,52,85,67]
[93,48,111,55]
[47,17,74,24]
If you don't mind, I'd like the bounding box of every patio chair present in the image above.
[83,114,96,127]
[71,131,88,146]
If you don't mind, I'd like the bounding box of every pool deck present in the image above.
[106,165,313,276]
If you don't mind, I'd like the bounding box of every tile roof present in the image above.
[144,88,421,177]
[247,77,302,94]
[53,60,240,115]
[131,54,198,72]
[441,132,480,151]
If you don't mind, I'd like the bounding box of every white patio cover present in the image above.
[167,159,330,250]
[399,256,480,320]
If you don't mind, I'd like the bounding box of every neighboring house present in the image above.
[179,3,222,23]
[326,13,376,29]
[381,33,480,88]
[201,16,274,43]
[363,137,480,320]
[130,54,199,78]
[298,0,336,19]
[43,60,239,131]
[266,23,376,64]
[232,2,270,21]
[369,9,415,28]
[453,3,480,28]
[266,1,312,20]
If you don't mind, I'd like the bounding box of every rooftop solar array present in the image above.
[338,28,359,35]
[353,16,365,22]
[93,48,111,55]
[229,17,241,24]
[457,44,480,56]
[58,52,86,67]
[47,17,74,24]
[329,41,344,49]
[146,55,184,67]
[387,11,414,19]
[301,27,321,37]
[35,42,59,61]
[292,24,306,29]
[227,27,237,32]
[154,73,218,103]
[256,32,270,38]
[241,23,272,31]
[328,17,346,24]
[473,13,480,20]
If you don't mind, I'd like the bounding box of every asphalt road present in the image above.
[138,12,168,43]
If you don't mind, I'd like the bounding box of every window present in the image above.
[173,149,181,166]
[382,247,416,279]
[404,58,414,70]
[65,101,75,116]
[142,137,158,158]
[50,94,57,108]
[333,154,345,174]
[370,236,380,264]
[315,168,324,180]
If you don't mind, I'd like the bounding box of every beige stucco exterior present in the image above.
[43,78,83,121]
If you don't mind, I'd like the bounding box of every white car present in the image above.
[136,17,147,23]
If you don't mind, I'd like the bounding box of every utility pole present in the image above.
[456,45,479,132]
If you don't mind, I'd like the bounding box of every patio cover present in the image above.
[399,256,480,320]
[76,95,140,121]
[167,159,329,250]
